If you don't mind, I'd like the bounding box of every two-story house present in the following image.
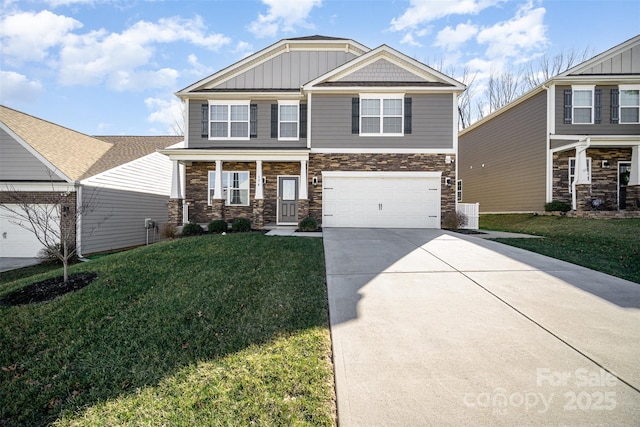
[458,35,640,215]
[161,36,465,229]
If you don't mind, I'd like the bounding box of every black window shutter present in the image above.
[250,104,258,138]
[271,104,278,138]
[201,104,208,138]
[611,89,619,124]
[299,104,307,139]
[563,89,572,124]
[594,89,602,124]
[404,97,412,134]
[352,98,359,134]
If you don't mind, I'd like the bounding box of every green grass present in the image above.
[0,234,335,426]
[480,214,640,284]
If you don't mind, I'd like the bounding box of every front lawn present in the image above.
[0,234,335,426]
[480,214,640,284]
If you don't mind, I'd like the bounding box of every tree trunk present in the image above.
[63,240,69,283]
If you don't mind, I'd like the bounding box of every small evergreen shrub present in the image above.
[442,211,468,230]
[159,222,177,239]
[544,201,571,212]
[298,217,318,232]
[232,217,251,232]
[181,222,203,237]
[208,219,228,233]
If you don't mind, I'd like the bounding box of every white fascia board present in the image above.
[305,86,463,94]
[310,148,456,154]
[177,91,304,101]
[0,182,75,192]
[0,122,72,183]
[553,75,640,85]
[322,171,442,179]
[158,149,310,162]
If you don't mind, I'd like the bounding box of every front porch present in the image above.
[550,136,640,213]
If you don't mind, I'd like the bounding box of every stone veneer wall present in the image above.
[0,191,77,247]
[307,153,456,226]
[553,148,633,209]
[185,161,302,226]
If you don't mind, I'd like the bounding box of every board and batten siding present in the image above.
[311,94,454,150]
[555,85,640,135]
[188,100,307,149]
[0,128,56,181]
[80,187,168,255]
[459,91,548,212]
[215,51,357,89]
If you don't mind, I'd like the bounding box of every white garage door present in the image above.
[322,172,441,228]
[0,205,59,258]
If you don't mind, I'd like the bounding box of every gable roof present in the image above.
[304,44,466,92]
[558,34,640,78]
[0,105,182,181]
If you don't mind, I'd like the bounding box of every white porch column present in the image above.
[255,160,264,199]
[572,138,590,210]
[170,160,182,199]
[629,145,640,186]
[214,160,223,199]
[299,160,308,199]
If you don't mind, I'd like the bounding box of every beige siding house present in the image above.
[0,106,182,257]
[161,36,465,229]
[459,35,640,215]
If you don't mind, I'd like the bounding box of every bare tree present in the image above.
[0,180,109,283]
[523,47,593,90]
[456,65,477,129]
[486,70,525,113]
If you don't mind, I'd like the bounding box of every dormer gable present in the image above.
[558,34,640,77]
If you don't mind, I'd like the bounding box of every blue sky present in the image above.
[1,0,638,135]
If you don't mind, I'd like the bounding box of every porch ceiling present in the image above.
[158,148,310,162]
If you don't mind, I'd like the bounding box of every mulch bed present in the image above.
[448,229,487,235]
[0,272,97,306]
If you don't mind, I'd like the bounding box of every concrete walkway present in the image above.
[324,228,640,426]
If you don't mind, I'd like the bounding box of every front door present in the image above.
[278,176,299,224]
[619,162,631,210]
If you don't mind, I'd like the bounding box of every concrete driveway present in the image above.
[0,257,39,273]
[324,228,640,426]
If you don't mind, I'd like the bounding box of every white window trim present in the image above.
[208,100,250,141]
[278,100,300,141]
[571,85,595,125]
[619,84,640,124]
[456,180,463,202]
[208,170,251,206]
[359,93,404,137]
[568,157,592,194]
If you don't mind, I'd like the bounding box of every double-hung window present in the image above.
[208,171,250,206]
[568,157,592,194]
[572,86,594,124]
[360,94,404,136]
[620,85,640,124]
[278,100,299,140]
[208,101,250,140]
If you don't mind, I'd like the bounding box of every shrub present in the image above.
[442,211,468,230]
[159,222,177,239]
[544,201,571,212]
[181,222,203,237]
[208,219,228,233]
[37,243,77,265]
[232,217,251,232]
[298,217,318,232]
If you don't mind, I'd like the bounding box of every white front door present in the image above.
[322,172,442,228]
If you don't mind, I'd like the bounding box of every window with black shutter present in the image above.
[270,104,278,138]
[594,89,602,124]
[404,97,412,134]
[250,104,257,138]
[611,89,620,124]
[351,98,359,134]
[201,104,208,138]
[300,104,307,139]
[563,89,572,124]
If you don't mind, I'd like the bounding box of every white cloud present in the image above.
[45,0,95,6]
[435,22,478,50]
[145,96,184,134]
[476,2,547,59]
[57,16,230,89]
[400,33,423,47]
[248,0,322,38]
[0,71,43,103]
[0,10,82,63]
[390,0,503,31]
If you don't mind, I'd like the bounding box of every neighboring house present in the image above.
[160,36,465,229]
[0,105,183,257]
[458,35,640,215]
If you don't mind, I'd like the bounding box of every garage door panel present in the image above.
[0,205,60,257]
[322,174,441,229]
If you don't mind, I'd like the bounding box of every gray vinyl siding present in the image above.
[188,100,307,149]
[80,186,168,255]
[0,128,55,181]
[337,59,425,82]
[311,94,453,150]
[458,91,547,212]
[555,85,640,135]
[216,51,357,89]
[576,44,640,74]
